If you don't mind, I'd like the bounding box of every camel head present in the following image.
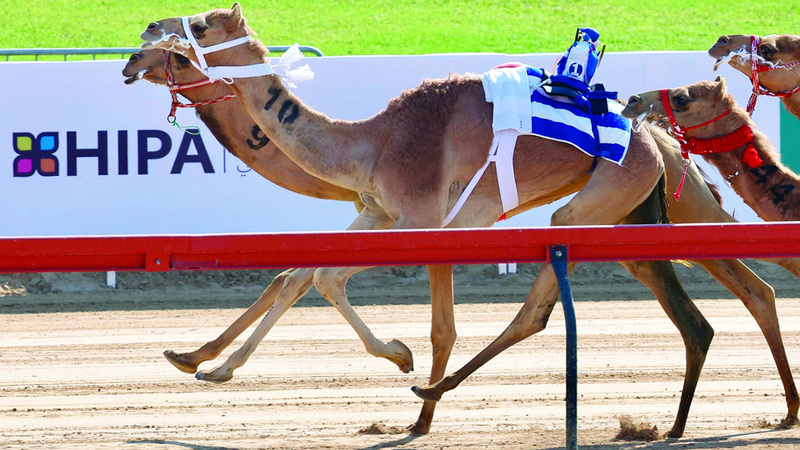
[122,49,202,86]
[709,34,753,73]
[709,34,800,93]
[622,77,732,134]
[139,3,261,68]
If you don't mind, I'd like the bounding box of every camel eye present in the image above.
[192,24,207,36]
[176,54,190,65]
[760,44,775,59]
[673,95,689,109]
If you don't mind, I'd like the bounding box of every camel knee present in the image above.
[313,268,347,303]
[281,269,314,298]
[550,206,576,227]
[431,326,457,357]
[505,310,548,342]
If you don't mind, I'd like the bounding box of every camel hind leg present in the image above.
[618,174,714,438]
[619,259,713,437]
[764,257,800,279]
[695,258,799,425]
[312,264,414,373]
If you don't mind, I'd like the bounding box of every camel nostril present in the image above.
[147,22,160,31]
[716,36,730,46]
[628,95,640,106]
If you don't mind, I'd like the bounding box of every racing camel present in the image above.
[137,4,757,436]
[123,47,800,435]
[708,34,800,117]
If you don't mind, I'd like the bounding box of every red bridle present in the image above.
[746,35,800,115]
[659,88,763,199]
[163,50,236,126]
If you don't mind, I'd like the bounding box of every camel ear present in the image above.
[713,77,727,100]
[225,3,243,31]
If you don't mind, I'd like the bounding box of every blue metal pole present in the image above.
[550,244,578,450]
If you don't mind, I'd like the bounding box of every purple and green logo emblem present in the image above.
[13,132,59,177]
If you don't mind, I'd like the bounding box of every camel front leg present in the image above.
[164,269,295,374]
[409,264,456,435]
[413,262,564,400]
[195,268,316,383]
[313,265,414,373]
[695,258,799,425]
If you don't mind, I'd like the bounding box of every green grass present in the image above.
[2,0,799,56]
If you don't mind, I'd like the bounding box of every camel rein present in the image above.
[747,35,800,115]
[164,50,236,131]
[659,88,763,199]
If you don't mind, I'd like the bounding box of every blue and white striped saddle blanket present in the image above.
[481,64,631,165]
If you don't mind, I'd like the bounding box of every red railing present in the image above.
[2,222,799,273]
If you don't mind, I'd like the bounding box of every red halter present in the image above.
[746,35,800,115]
[163,50,236,126]
[659,88,763,199]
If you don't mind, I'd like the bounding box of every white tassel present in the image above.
[271,43,315,88]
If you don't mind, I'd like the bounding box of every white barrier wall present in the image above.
[0,51,776,236]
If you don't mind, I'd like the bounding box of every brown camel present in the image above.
[709,34,800,117]
[136,4,765,436]
[122,47,800,435]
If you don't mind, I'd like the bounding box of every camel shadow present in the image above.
[538,428,800,450]
[354,432,422,450]
[125,439,234,450]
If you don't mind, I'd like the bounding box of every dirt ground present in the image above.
[3,261,800,449]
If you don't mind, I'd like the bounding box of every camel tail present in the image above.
[622,173,669,226]
[657,173,669,225]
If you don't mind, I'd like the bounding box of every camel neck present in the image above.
[701,126,800,221]
[228,75,376,194]
[174,82,359,201]
[781,93,800,120]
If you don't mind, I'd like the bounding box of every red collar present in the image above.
[746,35,800,115]
[659,89,736,158]
[163,50,236,127]
[659,88,763,199]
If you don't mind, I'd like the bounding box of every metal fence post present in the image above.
[550,244,577,450]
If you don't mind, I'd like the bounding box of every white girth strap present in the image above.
[442,129,519,227]
[180,16,273,82]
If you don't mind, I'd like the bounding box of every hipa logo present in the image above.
[13,132,59,177]
[568,62,584,78]
[10,130,216,177]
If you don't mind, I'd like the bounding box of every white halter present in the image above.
[177,16,314,86]
[180,16,273,83]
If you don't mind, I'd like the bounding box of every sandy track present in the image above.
[3,298,800,449]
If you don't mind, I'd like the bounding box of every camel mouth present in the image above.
[123,69,147,85]
[140,32,191,53]
[631,110,650,132]
[711,47,750,71]
[622,104,652,132]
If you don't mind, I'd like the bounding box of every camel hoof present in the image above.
[779,414,799,429]
[411,385,441,402]
[163,350,199,374]
[195,367,234,384]
[665,428,683,439]
[407,421,430,435]
[386,339,414,373]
